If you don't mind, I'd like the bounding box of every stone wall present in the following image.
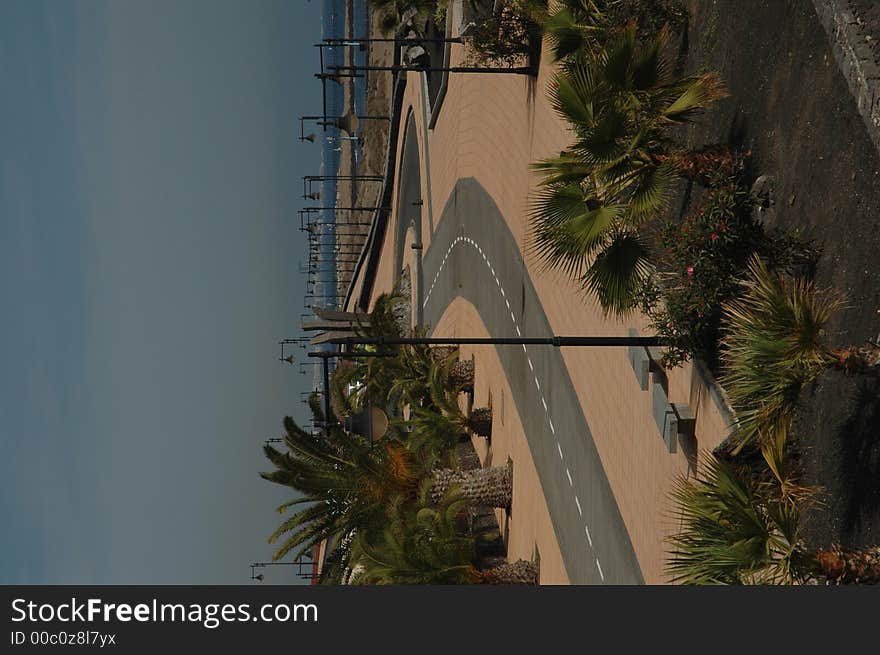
[813,0,880,154]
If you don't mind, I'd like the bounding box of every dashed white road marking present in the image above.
[422,232,607,582]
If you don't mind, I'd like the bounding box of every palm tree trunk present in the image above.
[830,344,880,373]
[431,347,474,392]
[449,359,474,392]
[466,406,493,438]
[479,559,539,585]
[816,545,880,584]
[430,464,512,508]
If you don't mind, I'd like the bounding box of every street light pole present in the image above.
[323,335,663,348]
[319,36,464,45]
[304,334,664,441]
[302,206,388,212]
[325,63,535,76]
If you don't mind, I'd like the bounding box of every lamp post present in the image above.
[251,560,315,581]
[324,63,535,77]
[301,112,390,136]
[302,206,388,213]
[250,562,314,582]
[304,174,383,182]
[319,36,464,45]
[304,333,664,437]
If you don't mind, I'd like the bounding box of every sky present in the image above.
[0,0,324,584]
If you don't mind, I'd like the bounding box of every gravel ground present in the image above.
[681,0,880,549]
[851,0,880,65]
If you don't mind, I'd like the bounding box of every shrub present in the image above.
[464,0,544,66]
[635,174,818,370]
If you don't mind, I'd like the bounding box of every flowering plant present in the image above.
[636,178,816,370]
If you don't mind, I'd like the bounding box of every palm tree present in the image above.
[261,405,513,561]
[349,482,537,584]
[428,345,475,393]
[529,26,728,314]
[429,462,512,508]
[667,454,811,585]
[260,413,421,562]
[815,545,880,584]
[667,453,880,584]
[412,361,494,438]
[337,290,411,407]
[538,0,606,63]
[720,256,880,453]
[337,340,474,415]
[369,0,434,35]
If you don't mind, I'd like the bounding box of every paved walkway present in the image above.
[359,9,733,584]
[422,178,643,584]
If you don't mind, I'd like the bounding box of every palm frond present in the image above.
[719,256,841,451]
[581,230,653,315]
[667,454,810,585]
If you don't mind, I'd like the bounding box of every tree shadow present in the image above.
[837,377,880,543]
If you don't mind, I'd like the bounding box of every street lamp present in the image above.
[342,401,389,446]
[323,62,534,77]
[301,112,390,136]
[303,333,665,438]
[251,560,315,581]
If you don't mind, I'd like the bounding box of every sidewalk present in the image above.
[361,10,732,584]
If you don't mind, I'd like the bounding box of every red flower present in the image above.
[710,233,719,242]
[686,266,695,277]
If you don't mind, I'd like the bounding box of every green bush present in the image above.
[635,175,818,370]
[464,0,544,66]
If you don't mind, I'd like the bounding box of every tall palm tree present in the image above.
[411,360,493,438]
[260,415,421,562]
[261,409,513,561]
[720,256,880,453]
[530,26,728,314]
[337,290,411,408]
[349,482,537,584]
[427,345,475,393]
[337,339,474,414]
[667,453,880,584]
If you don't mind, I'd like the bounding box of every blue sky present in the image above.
[1,0,323,584]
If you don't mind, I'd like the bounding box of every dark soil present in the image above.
[794,370,880,550]
[680,0,880,548]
